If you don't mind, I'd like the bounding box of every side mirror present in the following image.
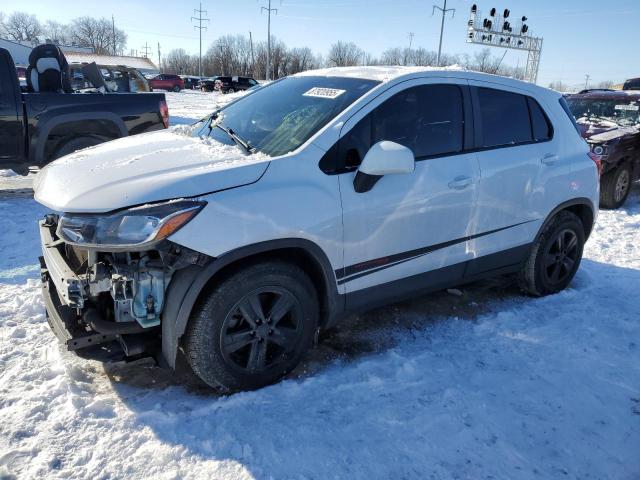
[353,141,415,193]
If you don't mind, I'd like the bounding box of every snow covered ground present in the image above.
[0,90,639,479]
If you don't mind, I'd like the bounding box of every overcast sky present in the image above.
[4,0,640,88]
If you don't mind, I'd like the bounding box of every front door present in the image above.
[337,79,480,305]
[0,50,23,164]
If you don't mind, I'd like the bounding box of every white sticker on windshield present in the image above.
[614,104,639,111]
[303,87,346,99]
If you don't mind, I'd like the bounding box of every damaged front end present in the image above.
[39,201,208,363]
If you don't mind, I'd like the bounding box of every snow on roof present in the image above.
[293,65,464,82]
[64,52,158,71]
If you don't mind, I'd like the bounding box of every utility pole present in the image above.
[157,42,161,73]
[249,31,255,75]
[141,42,151,58]
[191,2,210,77]
[432,0,455,67]
[584,74,591,90]
[112,15,117,55]
[408,32,415,49]
[261,0,278,81]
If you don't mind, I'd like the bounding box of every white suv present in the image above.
[35,67,600,391]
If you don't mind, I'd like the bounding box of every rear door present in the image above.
[467,82,556,264]
[337,79,480,302]
[0,49,23,163]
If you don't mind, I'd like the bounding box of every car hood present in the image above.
[577,121,639,143]
[34,129,270,213]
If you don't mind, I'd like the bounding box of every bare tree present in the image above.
[2,12,42,43]
[70,17,127,54]
[327,41,363,67]
[596,80,615,89]
[548,80,570,92]
[163,48,195,74]
[43,20,70,44]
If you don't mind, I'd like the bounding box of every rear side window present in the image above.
[527,97,553,141]
[477,88,531,147]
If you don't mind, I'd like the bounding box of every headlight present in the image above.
[57,200,206,248]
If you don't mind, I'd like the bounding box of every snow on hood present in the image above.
[34,129,270,213]
[577,118,639,142]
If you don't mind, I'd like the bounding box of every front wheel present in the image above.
[184,261,319,391]
[518,211,585,296]
[600,163,632,209]
[172,85,181,92]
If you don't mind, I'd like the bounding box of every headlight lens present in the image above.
[592,145,605,156]
[57,200,206,248]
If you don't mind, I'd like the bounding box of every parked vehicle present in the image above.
[180,75,201,90]
[69,64,151,92]
[199,77,219,92]
[566,90,640,208]
[0,46,168,174]
[217,75,259,93]
[35,67,599,392]
[148,73,184,92]
[623,78,640,90]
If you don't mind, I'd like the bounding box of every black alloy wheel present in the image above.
[220,287,303,374]
[542,229,579,286]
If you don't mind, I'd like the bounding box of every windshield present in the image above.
[566,97,640,127]
[191,76,380,157]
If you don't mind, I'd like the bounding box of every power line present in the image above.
[261,0,278,81]
[432,0,455,67]
[191,2,210,77]
[141,42,151,58]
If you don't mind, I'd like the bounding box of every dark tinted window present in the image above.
[527,97,552,141]
[478,88,531,147]
[372,84,463,158]
[623,79,640,90]
[338,84,464,168]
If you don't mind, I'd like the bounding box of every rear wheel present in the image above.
[600,163,632,209]
[184,261,319,391]
[518,211,585,296]
[52,136,103,161]
[172,85,181,92]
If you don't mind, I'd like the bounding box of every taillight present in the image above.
[159,100,169,129]
[588,152,602,176]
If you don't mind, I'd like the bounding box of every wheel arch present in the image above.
[160,238,342,369]
[536,197,595,242]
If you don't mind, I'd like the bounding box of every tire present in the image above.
[518,210,585,297]
[600,163,632,209]
[227,88,235,94]
[184,261,319,392]
[52,136,103,160]
[172,85,181,92]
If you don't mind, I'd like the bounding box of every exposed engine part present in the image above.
[83,309,145,335]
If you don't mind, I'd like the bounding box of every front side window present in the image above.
[338,84,465,169]
[477,88,531,147]
[191,76,380,157]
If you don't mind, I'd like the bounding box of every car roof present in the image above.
[292,66,555,97]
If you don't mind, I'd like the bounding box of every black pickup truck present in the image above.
[0,48,169,174]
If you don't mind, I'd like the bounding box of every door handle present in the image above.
[448,176,473,190]
[541,153,558,165]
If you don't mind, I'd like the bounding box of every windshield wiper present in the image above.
[215,124,254,154]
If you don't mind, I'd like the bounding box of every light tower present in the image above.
[466,4,543,83]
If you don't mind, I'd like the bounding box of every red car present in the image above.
[148,73,184,92]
